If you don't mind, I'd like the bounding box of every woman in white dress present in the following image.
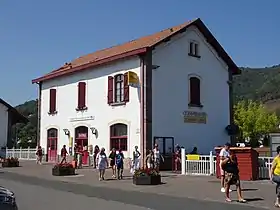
[132,146,141,172]
[96,147,108,181]
[153,144,164,171]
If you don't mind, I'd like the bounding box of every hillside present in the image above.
[13,65,280,145]
[233,64,280,114]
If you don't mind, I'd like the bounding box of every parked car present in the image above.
[0,186,17,210]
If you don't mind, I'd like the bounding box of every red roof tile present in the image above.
[32,18,239,83]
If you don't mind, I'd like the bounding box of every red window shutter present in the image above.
[123,73,129,102]
[107,76,114,104]
[78,82,86,109]
[190,77,200,105]
[49,89,56,113]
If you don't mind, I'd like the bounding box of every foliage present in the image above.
[233,65,280,113]
[1,157,19,167]
[53,163,74,169]
[234,100,279,145]
[134,168,160,177]
[11,100,38,148]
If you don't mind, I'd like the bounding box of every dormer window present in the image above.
[189,41,200,58]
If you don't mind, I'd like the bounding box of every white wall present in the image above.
[152,26,230,154]
[0,103,8,148]
[40,57,141,157]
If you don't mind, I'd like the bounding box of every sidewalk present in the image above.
[1,161,277,209]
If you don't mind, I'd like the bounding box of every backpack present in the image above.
[116,153,123,166]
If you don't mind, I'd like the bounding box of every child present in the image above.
[116,149,124,179]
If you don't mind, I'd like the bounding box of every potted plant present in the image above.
[133,168,161,185]
[52,163,75,176]
[2,157,19,167]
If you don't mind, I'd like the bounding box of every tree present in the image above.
[234,100,279,146]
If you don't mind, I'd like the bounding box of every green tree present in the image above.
[234,100,279,146]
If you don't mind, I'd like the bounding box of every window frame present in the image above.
[188,40,201,58]
[110,123,128,151]
[188,76,203,108]
[114,74,125,103]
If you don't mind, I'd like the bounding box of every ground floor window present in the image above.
[110,123,127,151]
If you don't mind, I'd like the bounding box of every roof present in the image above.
[32,18,240,84]
[0,98,29,124]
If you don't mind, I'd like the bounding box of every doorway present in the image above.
[47,128,58,162]
[75,126,89,165]
[153,136,175,170]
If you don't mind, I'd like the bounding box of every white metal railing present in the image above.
[5,147,39,160]
[181,148,274,179]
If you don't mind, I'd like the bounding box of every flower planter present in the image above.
[133,175,161,185]
[52,167,75,176]
[2,161,19,168]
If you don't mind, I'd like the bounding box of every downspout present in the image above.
[228,69,234,145]
[140,56,145,166]
[37,82,42,147]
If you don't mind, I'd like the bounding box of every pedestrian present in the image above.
[77,145,83,168]
[93,145,100,169]
[96,147,108,181]
[36,146,43,165]
[109,148,117,178]
[174,146,181,173]
[146,150,154,169]
[132,146,141,172]
[219,143,232,193]
[221,153,246,203]
[60,145,68,164]
[270,145,280,207]
[116,149,124,179]
[153,144,164,171]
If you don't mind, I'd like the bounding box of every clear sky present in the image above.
[0,1,279,106]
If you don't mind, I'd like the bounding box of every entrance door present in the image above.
[153,136,175,170]
[75,126,89,165]
[47,128,58,162]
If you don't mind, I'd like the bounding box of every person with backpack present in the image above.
[116,149,124,179]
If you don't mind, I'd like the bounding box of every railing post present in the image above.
[27,147,30,160]
[19,147,22,159]
[181,147,186,175]
[5,147,8,158]
[12,147,15,158]
[209,151,214,175]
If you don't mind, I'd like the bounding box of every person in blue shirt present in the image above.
[116,149,124,179]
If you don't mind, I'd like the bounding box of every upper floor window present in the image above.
[189,41,200,58]
[189,77,202,107]
[107,73,129,105]
[48,89,57,114]
[76,81,87,111]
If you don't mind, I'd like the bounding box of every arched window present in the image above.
[114,74,124,103]
[75,126,88,147]
[189,77,201,106]
[110,123,127,151]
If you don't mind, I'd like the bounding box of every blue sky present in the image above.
[0,1,279,106]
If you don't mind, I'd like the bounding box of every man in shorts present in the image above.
[219,143,232,192]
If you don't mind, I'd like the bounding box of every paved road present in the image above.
[0,171,264,210]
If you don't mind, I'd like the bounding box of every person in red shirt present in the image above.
[60,145,68,164]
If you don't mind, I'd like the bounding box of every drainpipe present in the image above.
[228,69,234,145]
[37,82,42,147]
[140,57,145,166]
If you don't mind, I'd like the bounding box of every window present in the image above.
[47,128,58,150]
[115,74,124,103]
[189,77,202,107]
[77,82,87,110]
[189,41,200,58]
[49,89,57,114]
[107,73,129,105]
[110,123,128,151]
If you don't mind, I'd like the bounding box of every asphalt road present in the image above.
[0,171,264,210]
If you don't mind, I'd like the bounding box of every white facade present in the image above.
[39,25,231,156]
[152,26,230,154]
[0,103,8,148]
[40,57,141,157]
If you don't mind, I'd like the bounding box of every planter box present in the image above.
[133,175,161,185]
[52,167,75,176]
[2,161,19,168]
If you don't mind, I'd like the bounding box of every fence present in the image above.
[5,148,38,160]
[181,148,274,179]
